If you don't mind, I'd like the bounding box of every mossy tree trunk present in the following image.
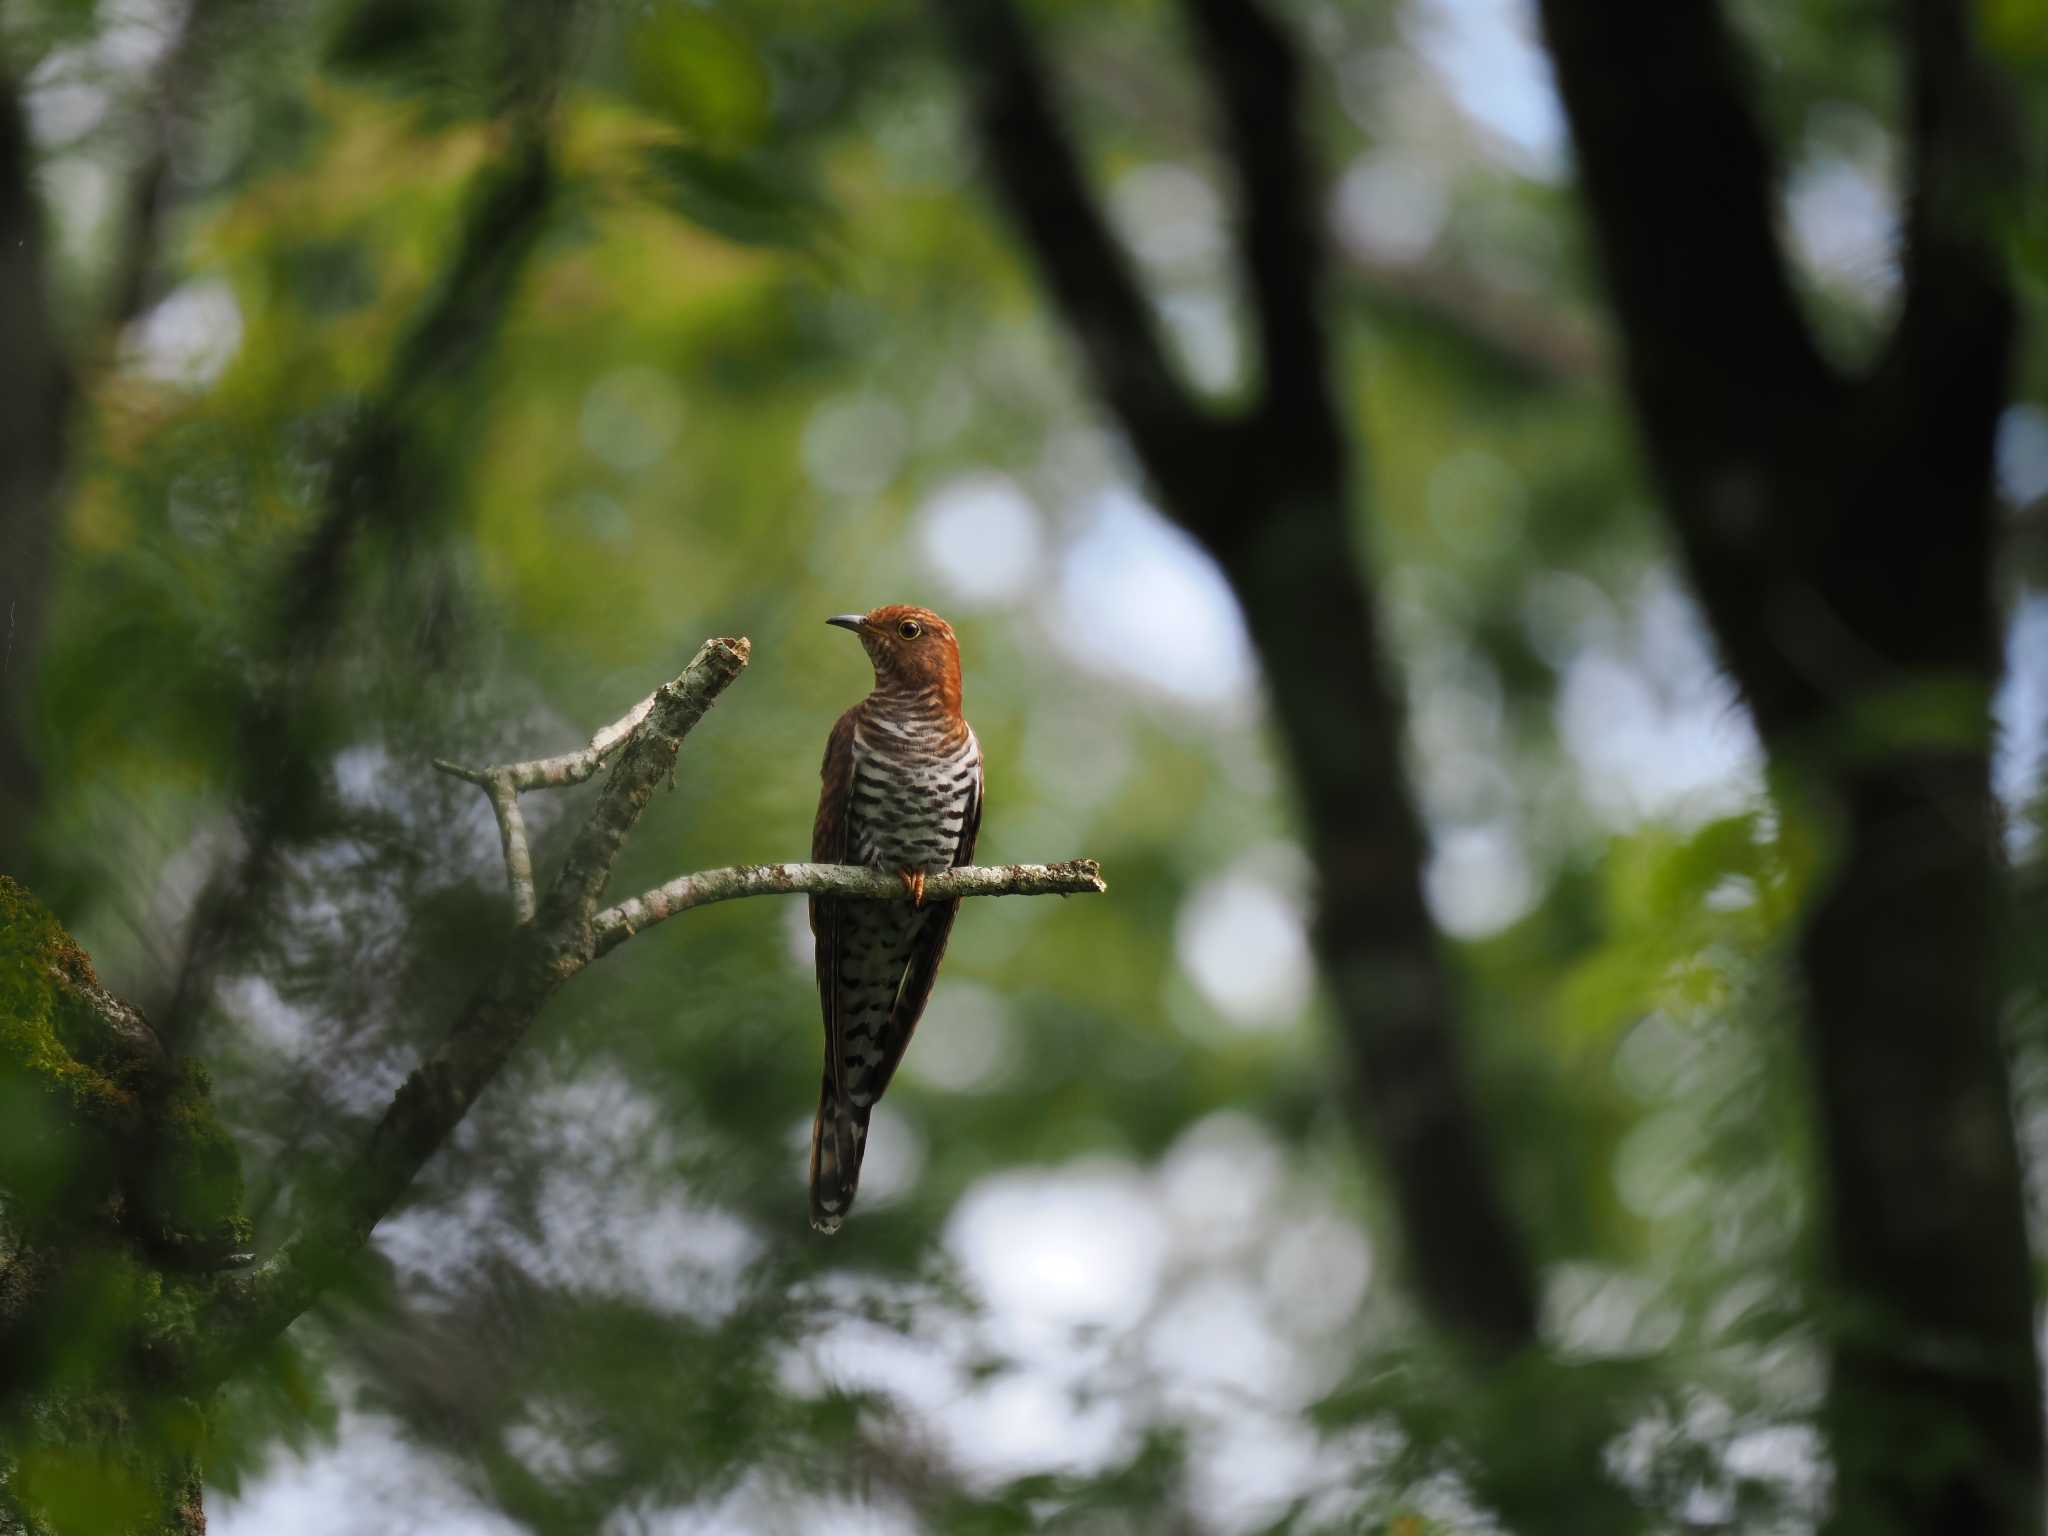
[1,877,250,1536]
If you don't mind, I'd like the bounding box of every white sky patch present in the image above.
[781,1313,961,1419]
[1424,820,1537,938]
[1554,572,1763,827]
[503,1400,622,1485]
[97,0,185,75]
[1051,487,1258,708]
[1542,1262,1681,1360]
[26,55,110,145]
[1331,150,1450,266]
[212,1408,525,1536]
[1997,595,2048,854]
[623,1486,925,1536]
[945,1159,1170,1345]
[1405,639,1513,827]
[1263,1213,1373,1336]
[581,366,683,472]
[1181,1412,1327,1534]
[1998,404,2048,506]
[898,978,1016,1093]
[1406,0,1566,175]
[1110,163,1227,274]
[377,1072,764,1321]
[915,472,1044,606]
[1146,1277,1303,1407]
[1786,156,1899,298]
[1157,285,1243,396]
[1018,698,1135,812]
[127,277,242,388]
[1174,866,1314,1029]
[847,1102,924,1210]
[781,896,813,972]
[802,395,908,499]
[942,1369,1138,1486]
[1159,1111,1288,1258]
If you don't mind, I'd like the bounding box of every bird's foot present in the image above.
[896,868,926,907]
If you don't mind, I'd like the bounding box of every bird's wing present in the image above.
[810,707,858,1104]
[866,736,983,1102]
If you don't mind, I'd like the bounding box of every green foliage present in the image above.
[0,878,147,1224]
[9,0,2045,1529]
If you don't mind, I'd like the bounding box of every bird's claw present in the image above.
[897,868,926,907]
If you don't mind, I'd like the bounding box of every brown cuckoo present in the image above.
[809,604,983,1232]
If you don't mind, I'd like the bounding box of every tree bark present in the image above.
[0,70,74,882]
[1536,3,2040,1530]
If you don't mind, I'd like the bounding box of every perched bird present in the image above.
[809,605,982,1232]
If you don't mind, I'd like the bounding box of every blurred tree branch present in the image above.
[938,0,1540,1361]
[1,0,256,884]
[1345,247,1607,387]
[100,0,242,349]
[154,0,574,1060]
[1535,2,2039,1531]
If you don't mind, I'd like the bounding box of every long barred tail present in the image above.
[809,1081,868,1233]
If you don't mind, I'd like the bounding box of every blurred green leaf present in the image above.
[625,7,772,148]
[639,142,836,250]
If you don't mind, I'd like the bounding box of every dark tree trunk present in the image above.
[1536,2,2041,1530]
[938,0,1541,1356]
[0,70,74,882]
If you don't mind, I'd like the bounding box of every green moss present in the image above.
[138,1061,251,1259]
[0,879,147,1121]
[0,878,247,1257]
[0,880,141,1222]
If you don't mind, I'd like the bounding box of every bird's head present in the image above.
[827,605,962,707]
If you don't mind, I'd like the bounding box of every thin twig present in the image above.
[434,681,664,919]
[432,686,655,791]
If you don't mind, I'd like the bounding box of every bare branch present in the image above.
[936,0,1218,514]
[1532,0,1839,501]
[1183,0,1334,453]
[100,0,239,348]
[433,680,667,920]
[539,638,749,926]
[593,859,1107,956]
[1345,247,1606,387]
[1875,0,2018,440]
[487,776,537,923]
[433,686,656,793]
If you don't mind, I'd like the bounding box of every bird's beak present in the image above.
[825,614,866,632]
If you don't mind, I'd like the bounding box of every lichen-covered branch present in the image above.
[593,859,1107,956]
[433,680,670,920]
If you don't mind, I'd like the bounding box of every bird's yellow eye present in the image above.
[897,619,922,640]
